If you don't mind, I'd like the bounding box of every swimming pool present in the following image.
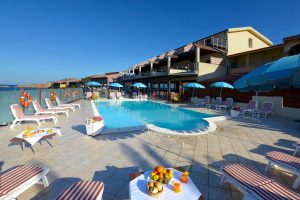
[96,100,215,134]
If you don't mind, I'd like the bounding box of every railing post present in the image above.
[38,88,42,105]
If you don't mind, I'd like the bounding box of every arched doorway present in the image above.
[288,44,300,56]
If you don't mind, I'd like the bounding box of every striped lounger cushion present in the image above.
[0,165,44,197]
[266,151,300,171]
[222,163,272,189]
[56,181,104,200]
[251,181,300,200]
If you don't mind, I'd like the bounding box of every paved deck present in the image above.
[0,99,299,200]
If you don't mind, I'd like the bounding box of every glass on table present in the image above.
[173,182,181,193]
[181,171,189,183]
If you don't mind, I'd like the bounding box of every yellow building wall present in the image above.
[227,31,271,55]
[197,63,227,81]
[229,47,284,74]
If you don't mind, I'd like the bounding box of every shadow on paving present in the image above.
[92,129,147,141]
[274,139,296,149]
[250,144,294,156]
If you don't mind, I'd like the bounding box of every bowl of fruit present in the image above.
[146,181,163,197]
[149,166,173,184]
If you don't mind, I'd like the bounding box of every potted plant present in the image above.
[230,105,241,118]
[85,116,104,136]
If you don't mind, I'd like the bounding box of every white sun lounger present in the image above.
[207,97,222,109]
[253,101,273,118]
[265,151,300,189]
[198,96,210,107]
[45,98,75,112]
[56,97,80,109]
[33,100,69,116]
[55,181,104,200]
[0,165,49,200]
[293,141,300,156]
[10,104,57,128]
[242,100,258,116]
[217,98,233,110]
[116,92,123,99]
[220,163,300,200]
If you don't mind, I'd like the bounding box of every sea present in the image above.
[0,85,83,125]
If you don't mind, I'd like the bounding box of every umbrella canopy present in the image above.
[110,83,123,88]
[184,82,205,98]
[210,82,234,89]
[234,54,300,91]
[210,82,234,97]
[132,82,147,88]
[184,82,205,89]
[263,54,300,88]
[86,81,102,87]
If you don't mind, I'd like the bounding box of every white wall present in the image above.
[252,96,300,119]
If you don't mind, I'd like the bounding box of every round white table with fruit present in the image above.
[129,166,203,200]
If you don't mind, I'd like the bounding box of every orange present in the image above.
[158,172,164,179]
[156,166,164,173]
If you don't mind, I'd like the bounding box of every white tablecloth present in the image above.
[15,128,61,146]
[129,169,201,200]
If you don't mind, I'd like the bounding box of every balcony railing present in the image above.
[122,63,197,80]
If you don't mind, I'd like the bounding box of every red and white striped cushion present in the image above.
[0,165,44,195]
[266,151,300,171]
[222,164,272,189]
[251,181,300,200]
[56,181,104,200]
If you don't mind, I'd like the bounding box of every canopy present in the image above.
[210,81,234,97]
[210,82,234,89]
[184,82,205,89]
[184,82,205,98]
[132,82,147,88]
[110,83,123,88]
[86,81,102,87]
[234,54,300,91]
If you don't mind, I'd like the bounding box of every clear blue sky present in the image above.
[0,0,299,84]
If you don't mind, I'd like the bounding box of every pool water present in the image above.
[97,100,213,131]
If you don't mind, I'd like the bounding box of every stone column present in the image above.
[195,46,200,71]
[167,80,171,101]
[167,56,171,75]
[150,62,153,76]
[139,66,141,76]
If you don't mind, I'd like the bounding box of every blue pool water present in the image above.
[97,100,213,131]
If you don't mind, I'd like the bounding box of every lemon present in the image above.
[153,175,159,181]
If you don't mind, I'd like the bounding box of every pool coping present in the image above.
[90,99,228,136]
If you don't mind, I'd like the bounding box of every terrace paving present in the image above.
[0,99,299,199]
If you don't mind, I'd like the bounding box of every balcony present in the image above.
[170,63,197,74]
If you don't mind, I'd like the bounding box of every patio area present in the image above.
[0,99,299,200]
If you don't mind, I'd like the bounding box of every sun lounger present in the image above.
[10,104,57,128]
[56,97,80,109]
[217,98,233,110]
[45,98,75,112]
[86,92,92,100]
[265,151,300,189]
[207,97,222,109]
[198,96,210,107]
[242,100,258,116]
[109,92,116,99]
[116,92,123,99]
[293,141,300,156]
[132,92,138,99]
[55,181,104,200]
[0,165,49,200]
[220,163,300,199]
[33,100,69,116]
[253,101,273,118]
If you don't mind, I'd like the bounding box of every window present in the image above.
[248,38,253,48]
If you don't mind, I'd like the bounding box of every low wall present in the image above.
[252,96,300,119]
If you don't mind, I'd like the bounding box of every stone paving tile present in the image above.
[0,100,300,199]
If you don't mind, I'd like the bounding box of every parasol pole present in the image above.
[192,87,195,98]
[220,88,223,98]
